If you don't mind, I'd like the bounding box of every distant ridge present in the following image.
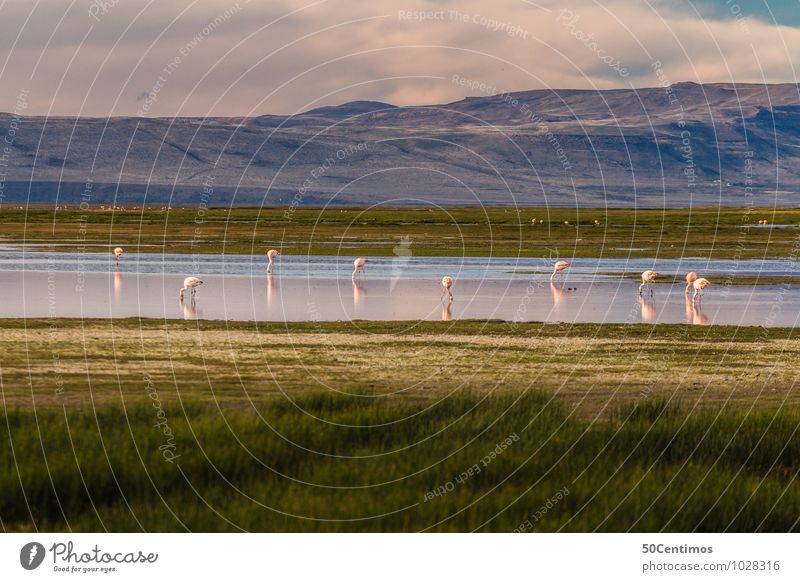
[1,82,799,207]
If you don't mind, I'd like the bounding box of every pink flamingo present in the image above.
[266,249,280,274]
[113,247,124,264]
[692,278,711,302]
[639,270,657,296]
[685,271,698,294]
[550,260,571,282]
[179,276,203,301]
[441,276,454,303]
[352,257,368,278]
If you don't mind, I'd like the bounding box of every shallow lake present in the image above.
[0,250,798,326]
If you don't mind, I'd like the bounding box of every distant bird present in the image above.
[352,257,368,278]
[179,276,203,301]
[113,247,124,264]
[593,219,601,226]
[685,271,698,294]
[266,249,280,273]
[639,270,657,296]
[550,260,571,282]
[442,276,454,302]
[692,278,711,302]
[531,218,537,225]
[563,220,570,225]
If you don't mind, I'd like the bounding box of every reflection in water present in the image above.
[640,296,656,323]
[4,269,799,326]
[550,282,567,312]
[181,298,202,320]
[441,301,452,321]
[685,295,709,325]
[684,294,710,325]
[114,270,123,302]
[266,274,279,307]
[353,279,367,308]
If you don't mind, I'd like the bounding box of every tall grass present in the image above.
[2,392,798,532]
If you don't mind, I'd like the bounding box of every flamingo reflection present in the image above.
[114,271,123,302]
[352,278,367,308]
[685,294,709,325]
[182,298,202,320]
[639,296,656,323]
[266,274,279,308]
[550,282,567,312]
[441,301,452,321]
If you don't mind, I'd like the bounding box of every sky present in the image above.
[1,0,799,117]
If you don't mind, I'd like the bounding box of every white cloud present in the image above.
[0,0,798,116]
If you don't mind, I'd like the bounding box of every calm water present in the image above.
[0,249,798,326]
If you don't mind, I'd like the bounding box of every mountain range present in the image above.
[1,82,799,207]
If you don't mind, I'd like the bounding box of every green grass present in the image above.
[1,319,799,532]
[2,393,799,532]
[3,204,800,259]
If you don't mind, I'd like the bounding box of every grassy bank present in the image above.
[3,205,800,259]
[1,319,799,532]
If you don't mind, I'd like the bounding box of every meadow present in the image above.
[1,319,798,532]
[3,205,800,259]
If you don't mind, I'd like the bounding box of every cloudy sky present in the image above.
[1,0,799,117]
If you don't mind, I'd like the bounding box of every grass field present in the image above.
[2,319,799,532]
[3,205,800,259]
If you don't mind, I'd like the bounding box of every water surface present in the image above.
[0,250,798,326]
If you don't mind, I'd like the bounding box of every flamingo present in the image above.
[550,260,571,282]
[352,257,368,278]
[692,278,711,302]
[266,249,280,274]
[179,276,203,301]
[442,276,454,303]
[685,271,698,294]
[639,270,657,296]
[113,247,124,264]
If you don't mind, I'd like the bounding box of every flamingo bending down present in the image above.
[114,247,124,264]
[550,261,571,282]
[180,277,203,301]
[441,276,454,303]
[266,249,280,273]
[639,270,657,296]
[685,271,698,294]
[352,257,368,278]
[692,278,711,302]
